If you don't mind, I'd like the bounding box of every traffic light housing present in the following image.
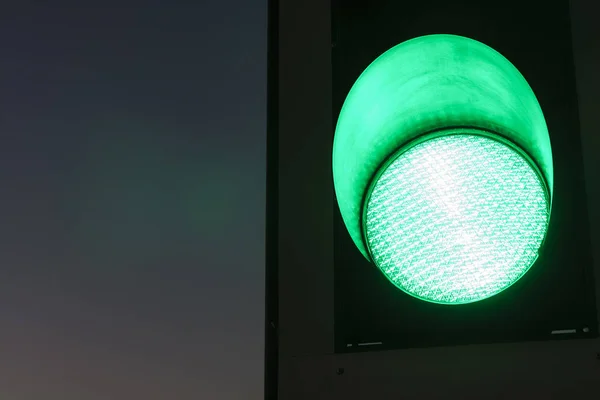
[268,0,600,398]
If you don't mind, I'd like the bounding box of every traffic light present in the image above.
[267,0,600,397]
[329,0,596,352]
[333,34,553,305]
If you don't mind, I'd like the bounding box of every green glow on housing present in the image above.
[333,34,553,260]
[365,133,550,304]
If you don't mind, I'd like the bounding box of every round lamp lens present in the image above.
[365,134,550,304]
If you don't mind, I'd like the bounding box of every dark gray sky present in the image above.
[0,1,265,399]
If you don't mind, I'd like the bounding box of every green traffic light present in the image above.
[333,35,553,304]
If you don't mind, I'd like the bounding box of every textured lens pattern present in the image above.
[365,134,549,304]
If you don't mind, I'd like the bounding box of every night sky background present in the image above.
[0,2,265,399]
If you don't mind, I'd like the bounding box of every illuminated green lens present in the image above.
[365,134,550,304]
